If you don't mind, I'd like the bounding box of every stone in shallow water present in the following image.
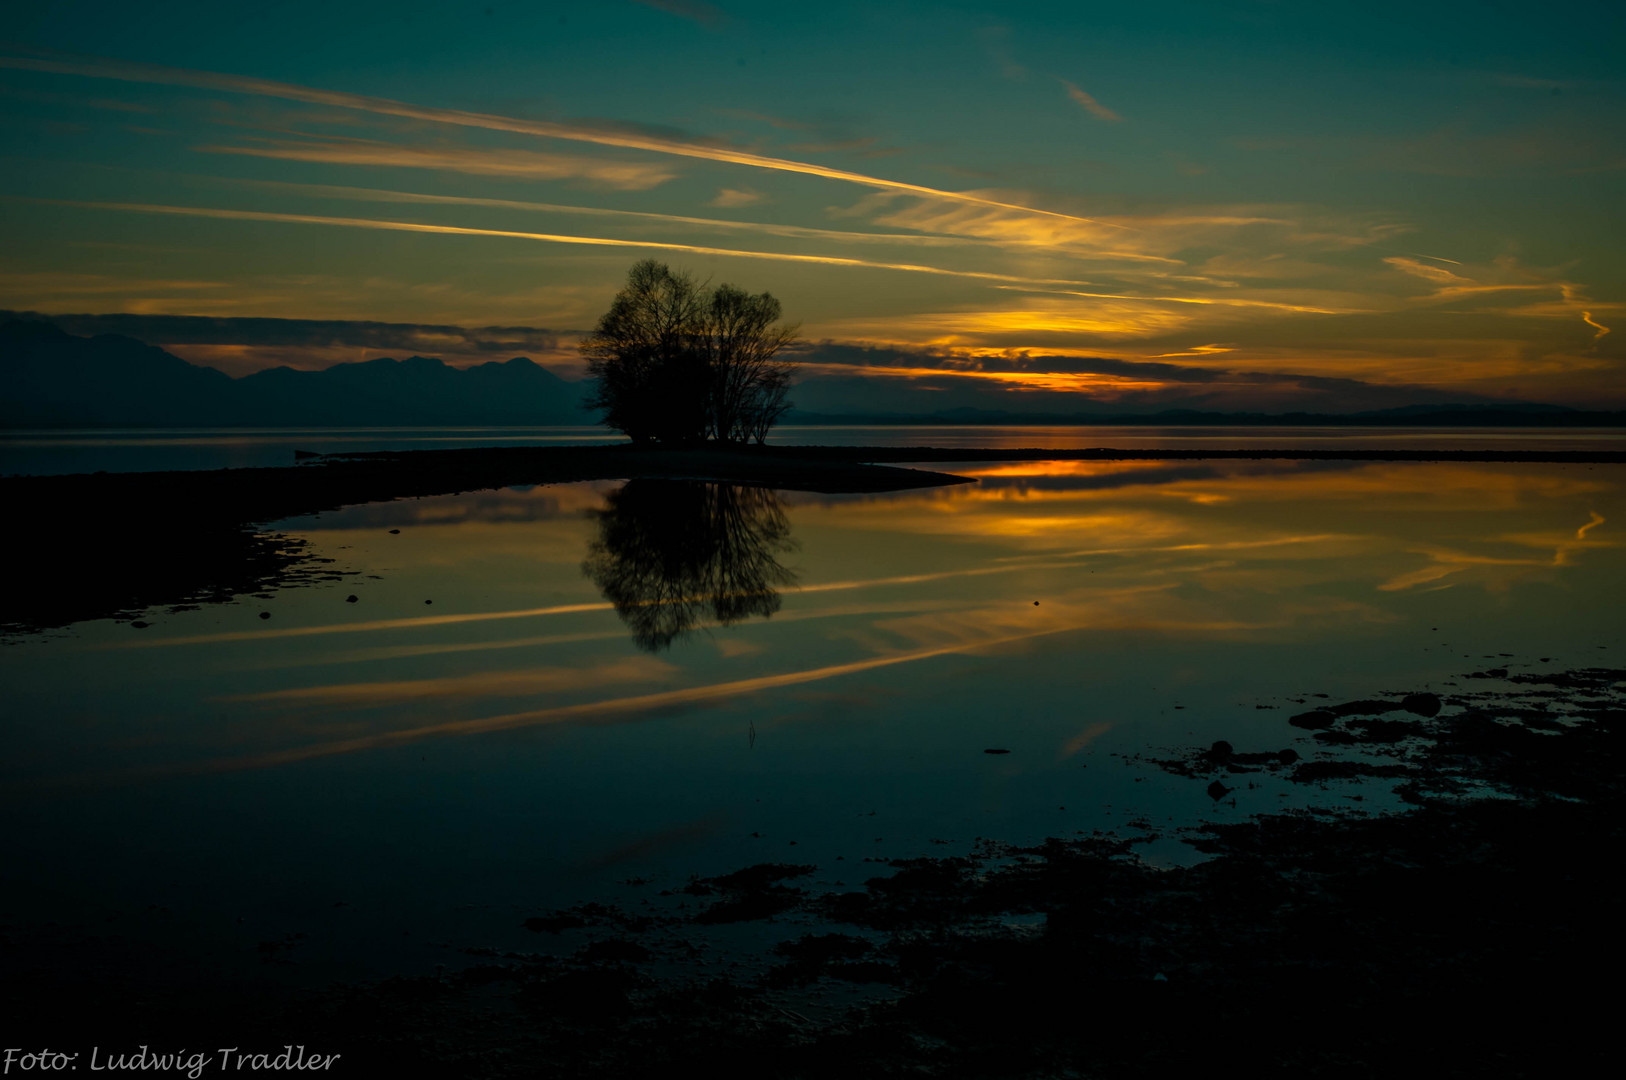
[1402,692,1442,717]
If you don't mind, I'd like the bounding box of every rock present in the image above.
[1209,740,1234,759]
[388,529,400,535]
[983,748,1011,755]
[424,599,433,605]
[1206,780,1233,800]
[1401,692,1442,717]
[258,611,271,620]
[345,594,359,603]
[1277,748,1300,765]
[130,620,150,629]
[1289,709,1338,730]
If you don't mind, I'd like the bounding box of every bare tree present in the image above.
[700,284,798,444]
[581,261,797,445]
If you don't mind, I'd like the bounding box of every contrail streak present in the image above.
[0,52,1131,229]
[226,178,984,247]
[36,198,1107,287]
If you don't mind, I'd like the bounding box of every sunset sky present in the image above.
[2,1,1622,413]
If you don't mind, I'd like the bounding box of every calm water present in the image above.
[2,424,1623,475]
[2,458,1622,987]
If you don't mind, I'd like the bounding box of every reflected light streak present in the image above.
[162,623,1107,776]
[220,656,676,708]
[96,601,614,650]
[1061,722,1113,757]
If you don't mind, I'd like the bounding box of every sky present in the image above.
[2,0,1623,414]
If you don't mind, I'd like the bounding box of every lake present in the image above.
[1,454,1620,996]
[3,423,1623,475]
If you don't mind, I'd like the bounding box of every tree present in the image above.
[581,260,797,444]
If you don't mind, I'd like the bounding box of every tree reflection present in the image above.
[582,480,799,652]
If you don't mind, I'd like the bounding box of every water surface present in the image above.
[1,458,1620,986]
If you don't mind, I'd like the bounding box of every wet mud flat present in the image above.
[9,665,1621,1076]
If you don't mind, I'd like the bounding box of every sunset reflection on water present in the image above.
[0,459,1620,981]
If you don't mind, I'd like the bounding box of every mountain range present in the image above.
[0,320,591,427]
[5,319,1624,429]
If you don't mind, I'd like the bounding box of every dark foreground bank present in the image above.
[7,441,1625,635]
[2,445,969,635]
[7,663,1621,1076]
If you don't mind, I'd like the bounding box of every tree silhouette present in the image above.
[581,260,797,445]
[582,479,799,651]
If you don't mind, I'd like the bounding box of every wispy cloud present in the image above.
[709,187,766,207]
[220,178,978,247]
[0,51,1125,228]
[0,309,565,355]
[1060,78,1122,123]
[1582,311,1611,340]
[1383,255,1472,285]
[35,198,1111,288]
[199,135,678,189]
[979,26,1028,81]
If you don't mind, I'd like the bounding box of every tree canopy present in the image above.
[581,260,797,444]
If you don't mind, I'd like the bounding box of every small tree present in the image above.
[700,284,797,444]
[582,260,797,445]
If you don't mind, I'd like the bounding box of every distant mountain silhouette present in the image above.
[0,320,591,427]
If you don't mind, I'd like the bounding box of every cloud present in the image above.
[631,0,725,27]
[1383,255,1472,285]
[1060,78,1122,123]
[38,198,1113,289]
[200,135,678,189]
[219,178,977,248]
[0,309,565,354]
[979,26,1028,81]
[781,341,1538,415]
[709,187,766,207]
[0,51,1124,229]
[1582,311,1611,340]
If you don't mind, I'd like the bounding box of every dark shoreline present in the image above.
[6,442,1623,636]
